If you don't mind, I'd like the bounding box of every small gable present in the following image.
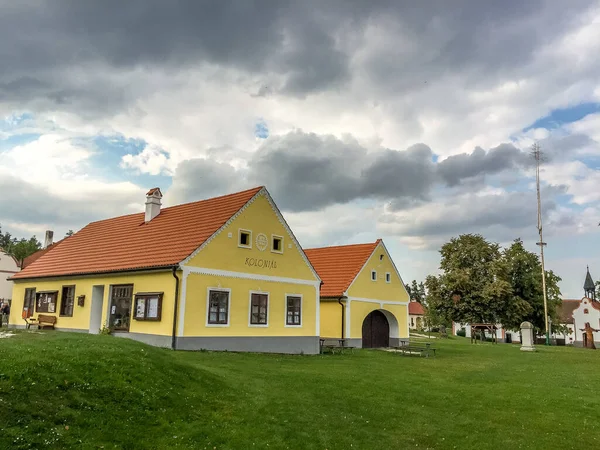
[346,241,409,302]
[305,242,378,297]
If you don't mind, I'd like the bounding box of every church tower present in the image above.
[584,266,595,301]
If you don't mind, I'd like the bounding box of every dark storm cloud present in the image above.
[379,184,569,249]
[0,0,595,112]
[170,130,534,212]
[437,143,534,186]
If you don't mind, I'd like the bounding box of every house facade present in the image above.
[306,240,410,348]
[9,186,322,354]
[408,300,425,330]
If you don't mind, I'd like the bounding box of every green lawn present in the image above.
[0,331,598,449]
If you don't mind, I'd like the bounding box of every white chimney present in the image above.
[145,187,163,223]
[43,230,54,249]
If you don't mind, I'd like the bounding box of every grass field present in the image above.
[0,331,598,449]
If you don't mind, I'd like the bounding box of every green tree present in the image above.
[423,274,450,329]
[407,280,425,303]
[0,224,15,250]
[501,239,562,333]
[9,236,41,268]
[424,234,516,330]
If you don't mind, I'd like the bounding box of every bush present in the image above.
[456,328,466,337]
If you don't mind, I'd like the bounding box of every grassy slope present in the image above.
[0,332,599,450]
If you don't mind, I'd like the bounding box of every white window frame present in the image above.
[284,293,303,327]
[371,270,377,281]
[271,234,284,254]
[238,229,252,249]
[205,287,231,327]
[385,272,391,283]
[248,290,270,327]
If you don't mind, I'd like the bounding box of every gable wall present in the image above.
[572,298,600,342]
[186,194,317,282]
[347,242,409,302]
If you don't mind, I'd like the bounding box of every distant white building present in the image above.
[408,300,425,329]
[0,248,20,303]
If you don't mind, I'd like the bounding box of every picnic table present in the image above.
[319,338,356,354]
[393,341,436,358]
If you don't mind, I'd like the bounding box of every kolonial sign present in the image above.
[244,257,278,269]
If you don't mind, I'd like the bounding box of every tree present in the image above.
[0,224,15,250]
[406,280,426,303]
[428,234,513,325]
[423,274,450,329]
[425,234,563,337]
[501,239,562,333]
[8,236,41,268]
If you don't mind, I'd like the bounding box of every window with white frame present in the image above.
[208,290,230,324]
[250,292,268,325]
[286,296,301,326]
[385,272,391,283]
[238,229,252,248]
[271,235,283,253]
[371,270,377,281]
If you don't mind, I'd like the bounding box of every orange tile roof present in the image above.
[21,238,70,269]
[12,186,263,280]
[409,301,425,315]
[305,240,380,297]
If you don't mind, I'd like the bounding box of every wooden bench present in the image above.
[37,314,57,330]
[394,342,437,358]
[319,338,356,355]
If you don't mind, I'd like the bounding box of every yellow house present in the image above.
[305,240,410,348]
[9,186,322,354]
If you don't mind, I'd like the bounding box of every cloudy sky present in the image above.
[1,1,599,297]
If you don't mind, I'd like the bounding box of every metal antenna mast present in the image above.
[532,142,550,346]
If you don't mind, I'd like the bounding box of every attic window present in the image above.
[385,272,391,283]
[271,235,283,254]
[371,270,377,281]
[239,229,252,248]
[584,308,589,314]
[380,254,384,261]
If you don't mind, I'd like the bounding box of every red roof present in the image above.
[12,186,263,280]
[21,238,69,269]
[409,301,425,315]
[305,241,380,297]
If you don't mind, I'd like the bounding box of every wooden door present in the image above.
[109,285,133,331]
[362,310,390,348]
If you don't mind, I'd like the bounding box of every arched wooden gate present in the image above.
[362,310,390,348]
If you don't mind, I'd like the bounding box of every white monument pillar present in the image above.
[520,321,536,352]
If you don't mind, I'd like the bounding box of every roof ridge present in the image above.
[85,186,265,226]
[161,186,264,212]
[305,240,379,251]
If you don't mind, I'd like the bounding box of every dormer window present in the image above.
[239,229,252,249]
[371,270,377,281]
[271,235,283,254]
